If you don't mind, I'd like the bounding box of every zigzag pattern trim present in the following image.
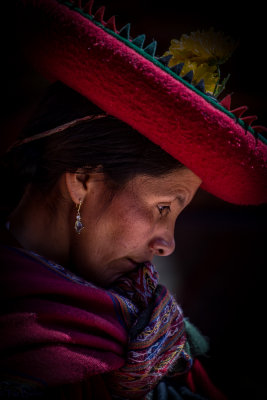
[219,94,267,139]
[58,0,267,144]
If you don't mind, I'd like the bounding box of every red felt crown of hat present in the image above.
[16,0,267,204]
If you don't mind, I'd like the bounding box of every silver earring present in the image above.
[75,200,84,234]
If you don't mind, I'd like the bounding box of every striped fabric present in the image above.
[108,262,192,399]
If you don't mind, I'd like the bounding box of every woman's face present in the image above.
[70,168,201,287]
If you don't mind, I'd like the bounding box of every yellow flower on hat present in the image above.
[165,28,237,66]
[163,28,237,95]
[178,61,219,94]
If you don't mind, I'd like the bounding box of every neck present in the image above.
[8,185,72,266]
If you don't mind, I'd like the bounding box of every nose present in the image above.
[148,236,175,257]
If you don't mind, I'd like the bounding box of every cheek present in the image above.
[107,202,155,247]
[79,190,156,262]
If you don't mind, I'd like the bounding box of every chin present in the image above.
[91,272,120,289]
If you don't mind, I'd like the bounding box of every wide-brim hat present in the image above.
[15,0,267,204]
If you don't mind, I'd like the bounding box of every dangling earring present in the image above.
[75,200,84,234]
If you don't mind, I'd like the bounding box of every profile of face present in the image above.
[67,168,202,287]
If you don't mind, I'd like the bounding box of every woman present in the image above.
[0,81,205,399]
[1,0,266,399]
[4,81,203,280]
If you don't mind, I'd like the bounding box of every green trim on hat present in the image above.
[60,0,266,145]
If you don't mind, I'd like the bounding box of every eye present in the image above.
[158,205,171,216]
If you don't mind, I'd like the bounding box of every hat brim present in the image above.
[17,0,267,204]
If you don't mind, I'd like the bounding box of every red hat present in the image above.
[15,0,267,204]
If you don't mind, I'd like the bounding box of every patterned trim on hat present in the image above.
[59,0,267,145]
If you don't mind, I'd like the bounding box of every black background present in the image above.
[1,1,267,398]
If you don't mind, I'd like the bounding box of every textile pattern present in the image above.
[108,263,192,399]
[0,245,191,399]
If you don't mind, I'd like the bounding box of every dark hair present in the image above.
[1,82,183,214]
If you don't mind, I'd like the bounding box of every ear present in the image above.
[65,171,90,205]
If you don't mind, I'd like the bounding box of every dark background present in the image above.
[1,1,267,399]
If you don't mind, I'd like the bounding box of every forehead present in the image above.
[124,168,202,198]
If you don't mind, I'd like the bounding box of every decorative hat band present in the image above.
[10,114,108,149]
